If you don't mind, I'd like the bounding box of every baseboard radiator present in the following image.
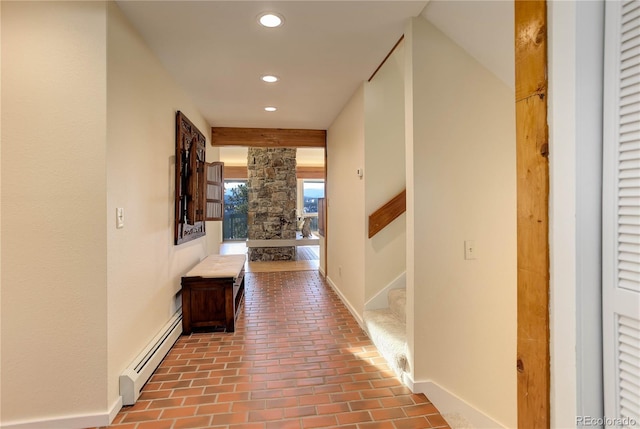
[119,311,183,405]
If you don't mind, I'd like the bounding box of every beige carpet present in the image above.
[246,259,319,273]
[443,412,476,429]
[221,242,320,272]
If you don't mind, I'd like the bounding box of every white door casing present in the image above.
[603,0,640,426]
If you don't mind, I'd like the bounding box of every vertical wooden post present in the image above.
[515,1,550,427]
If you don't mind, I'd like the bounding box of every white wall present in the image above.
[364,41,406,303]
[405,16,517,427]
[107,1,219,410]
[326,85,366,319]
[1,1,108,423]
[0,3,220,425]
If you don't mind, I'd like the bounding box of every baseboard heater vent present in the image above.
[120,311,183,405]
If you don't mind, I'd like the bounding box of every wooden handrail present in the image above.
[368,189,406,238]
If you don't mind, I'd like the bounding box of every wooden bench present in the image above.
[181,254,246,334]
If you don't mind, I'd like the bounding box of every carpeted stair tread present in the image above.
[363,307,408,377]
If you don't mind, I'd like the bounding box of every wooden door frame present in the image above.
[515,0,550,427]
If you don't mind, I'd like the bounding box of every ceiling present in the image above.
[116,0,513,132]
[116,1,427,130]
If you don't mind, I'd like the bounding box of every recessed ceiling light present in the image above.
[261,75,279,83]
[258,13,284,28]
[264,106,277,112]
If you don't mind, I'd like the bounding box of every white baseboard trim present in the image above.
[319,266,326,278]
[109,396,124,424]
[325,275,364,329]
[2,396,122,429]
[364,271,406,311]
[408,378,505,429]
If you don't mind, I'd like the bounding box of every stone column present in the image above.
[247,148,297,261]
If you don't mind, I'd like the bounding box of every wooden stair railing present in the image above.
[368,189,406,238]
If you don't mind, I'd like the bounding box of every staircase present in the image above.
[363,288,408,380]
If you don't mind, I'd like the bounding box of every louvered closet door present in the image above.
[603,1,640,426]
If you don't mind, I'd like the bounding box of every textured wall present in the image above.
[247,148,297,261]
[1,1,108,423]
[406,16,516,427]
[107,2,216,410]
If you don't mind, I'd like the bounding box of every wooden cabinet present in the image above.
[180,255,246,333]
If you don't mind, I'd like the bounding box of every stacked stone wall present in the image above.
[247,148,297,261]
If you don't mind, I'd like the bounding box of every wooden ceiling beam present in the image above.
[297,166,325,179]
[218,165,325,180]
[224,166,248,179]
[211,127,326,148]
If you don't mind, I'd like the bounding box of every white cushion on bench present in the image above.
[184,254,246,279]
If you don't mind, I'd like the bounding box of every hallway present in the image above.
[105,270,449,429]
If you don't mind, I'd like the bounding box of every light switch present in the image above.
[464,240,477,260]
[116,208,125,229]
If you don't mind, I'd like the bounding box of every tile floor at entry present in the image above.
[105,270,450,429]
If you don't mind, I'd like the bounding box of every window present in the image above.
[205,162,224,221]
[223,180,248,241]
[299,180,325,231]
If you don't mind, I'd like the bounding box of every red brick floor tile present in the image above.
[169,387,204,397]
[330,391,362,403]
[284,405,317,418]
[380,395,416,408]
[182,394,218,406]
[120,410,162,423]
[412,393,431,404]
[349,399,382,411]
[210,412,248,425]
[248,408,285,421]
[195,402,230,415]
[266,419,303,429]
[172,415,212,428]
[138,390,172,401]
[147,398,184,409]
[106,271,449,429]
[403,402,441,417]
[360,388,395,399]
[136,421,173,429]
[427,413,453,428]
[266,396,298,408]
[229,423,264,429]
[317,402,350,415]
[159,405,197,419]
[371,406,407,421]
[394,416,434,429]
[302,414,339,428]
[360,422,396,429]
[231,399,266,412]
[336,410,373,424]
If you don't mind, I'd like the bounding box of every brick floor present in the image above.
[104,270,450,429]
